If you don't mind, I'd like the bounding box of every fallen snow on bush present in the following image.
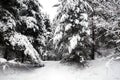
[9,32,41,63]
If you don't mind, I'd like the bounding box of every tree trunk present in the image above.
[90,12,95,60]
[21,52,25,63]
[91,26,95,59]
[4,47,8,60]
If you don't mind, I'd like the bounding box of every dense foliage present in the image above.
[53,0,120,63]
[53,0,93,63]
[88,0,120,55]
[0,0,120,67]
[0,0,48,65]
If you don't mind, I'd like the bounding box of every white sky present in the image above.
[38,0,58,21]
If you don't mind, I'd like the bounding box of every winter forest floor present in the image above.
[0,57,120,80]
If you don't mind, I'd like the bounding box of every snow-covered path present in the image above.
[0,58,120,80]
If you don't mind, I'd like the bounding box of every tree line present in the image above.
[0,0,120,66]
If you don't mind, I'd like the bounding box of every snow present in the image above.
[0,58,8,70]
[65,24,72,31]
[0,58,7,64]
[53,32,63,44]
[79,13,88,28]
[21,16,38,30]
[81,13,88,20]
[0,58,120,80]
[38,0,58,21]
[0,16,16,32]
[116,40,120,43]
[76,7,80,13]
[9,32,41,63]
[82,0,93,12]
[80,21,88,28]
[38,35,46,46]
[75,19,79,24]
[68,34,80,53]
[86,29,90,35]
[54,26,61,34]
[60,14,68,22]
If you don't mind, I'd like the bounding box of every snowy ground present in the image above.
[0,58,120,80]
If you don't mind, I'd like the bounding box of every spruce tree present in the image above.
[0,0,46,66]
[53,0,93,62]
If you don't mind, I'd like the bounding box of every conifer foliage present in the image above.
[53,0,93,62]
[0,0,45,65]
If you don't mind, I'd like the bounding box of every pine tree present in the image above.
[88,0,120,56]
[53,0,93,63]
[36,13,52,60]
[0,0,45,66]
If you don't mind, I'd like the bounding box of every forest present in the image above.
[0,0,120,80]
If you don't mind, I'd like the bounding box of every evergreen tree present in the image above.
[0,0,46,66]
[36,13,53,60]
[88,0,120,56]
[53,0,93,63]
